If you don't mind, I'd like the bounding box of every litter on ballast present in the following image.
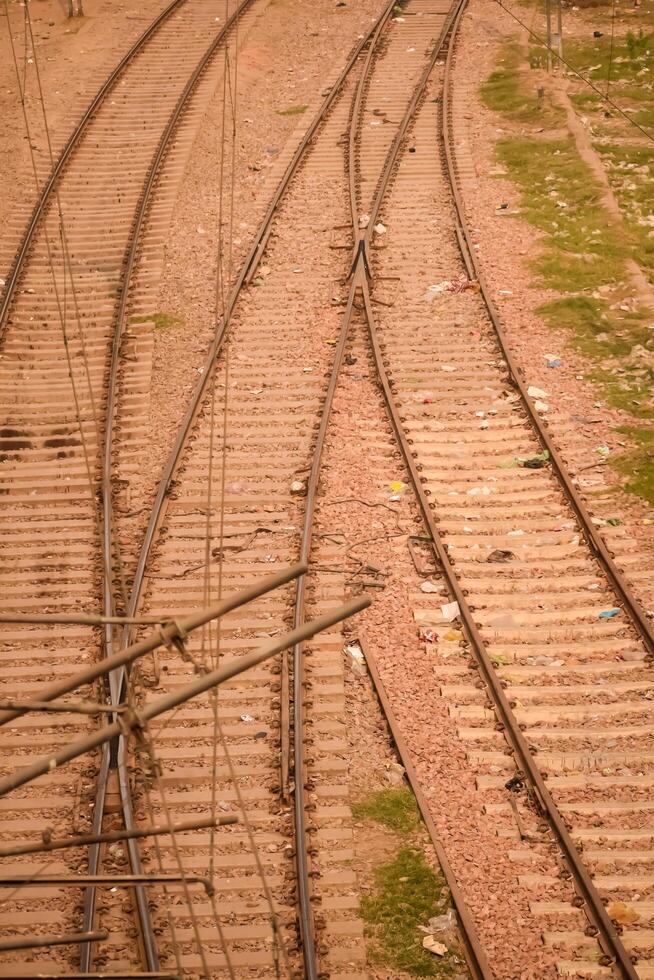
[520,450,549,469]
[419,627,438,643]
[599,608,620,619]
[290,480,306,495]
[424,275,478,299]
[240,714,255,722]
[487,549,515,562]
[420,580,441,593]
[389,480,406,502]
[441,601,460,622]
[425,910,458,935]
[345,642,364,663]
[607,901,640,925]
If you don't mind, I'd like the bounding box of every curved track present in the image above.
[355,1,654,976]
[115,1,489,977]
[0,1,258,974]
[3,0,653,976]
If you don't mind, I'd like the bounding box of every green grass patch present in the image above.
[593,143,654,276]
[361,847,457,977]
[275,104,308,117]
[481,41,562,123]
[352,788,420,835]
[566,28,654,84]
[612,426,654,504]
[496,136,627,290]
[538,297,654,417]
[132,312,182,331]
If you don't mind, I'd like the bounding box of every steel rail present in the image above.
[283,13,403,973]
[0,1,249,971]
[359,638,494,980]
[112,9,395,978]
[344,3,642,975]
[300,3,496,975]
[437,4,646,973]
[364,262,641,978]
[90,1,257,971]
[123,4,398,624]
[356,0,467,269]
[441,11,654,655]
[0,0,190,336]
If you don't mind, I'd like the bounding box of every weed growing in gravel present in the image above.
[484,44,654,507]
[352,787,420,834]
[612,426,654,505]
[594,143,654,278]
[361,847,457,977]
[276,104,308,116]
[132,312,182,331]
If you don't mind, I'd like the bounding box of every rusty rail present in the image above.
[91,1,256,971]
[116,7,398,979]
[282,3,496,976]
[0,0,190,337]
[337,0,647,976]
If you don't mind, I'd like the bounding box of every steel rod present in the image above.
[0,562,306,728]
[0,931,107,952]
[0,815,238,858]
[0,613,189,626]
[0,875,208,888]
[0,974,180,979]
[0,698,125,717]
[0,595,370,797]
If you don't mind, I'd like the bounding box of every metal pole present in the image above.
[545,0,553,71]
[0,595,371,797]
[0,931,106,953]
[0,815,238,858]
[0,562,306,727]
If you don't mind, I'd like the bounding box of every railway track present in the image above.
[116,2,490,978]
[2,0,654,976]
[0,0,487,976]
[0,0,262,974]
[355,2,654,976]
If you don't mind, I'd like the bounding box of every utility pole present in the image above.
[545,0,553,72]
[555,0,564,67]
